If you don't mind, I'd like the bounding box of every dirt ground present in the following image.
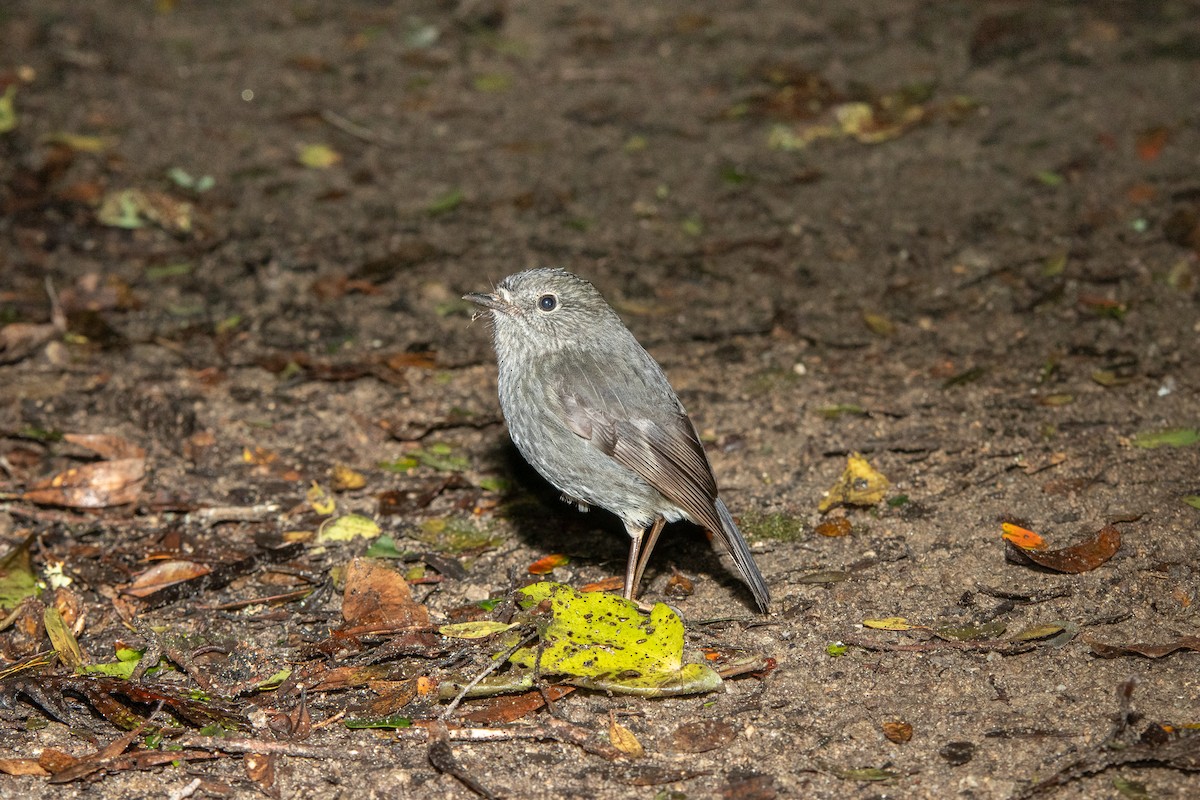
[2,1,1199,798]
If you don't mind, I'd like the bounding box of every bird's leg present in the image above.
[631,517,666,599]
[622,522,645,600]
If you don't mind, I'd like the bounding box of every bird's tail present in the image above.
[714,498,771,612]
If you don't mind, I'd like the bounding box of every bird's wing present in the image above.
[557,386,722,532]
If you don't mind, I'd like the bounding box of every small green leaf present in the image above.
[1183,495,1200,510]
[364,536,412,559]
[439,621,517,639]
[623,135,648,152]
[345,716,412,729]
[1035,170,1064,186]
[0,85,19,133]
[1042,250,1068,277]
[378,457,419,473]
[426,188,464,215]
[97,189,148,229]
[478,476,510,493]
[257,668,292,690]
[472,72,511,92]
[825,641,848,656]
[1131,427,1200,449]
[680,216,703,237]
[816,403,867,419]
[942,366,987,388]
[1112,776,1151,800]
[934,621,1006,641]
[0,535,39,611]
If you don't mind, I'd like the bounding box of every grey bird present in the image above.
[464,268,770,612]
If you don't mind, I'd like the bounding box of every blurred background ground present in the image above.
[1,1,1199,798]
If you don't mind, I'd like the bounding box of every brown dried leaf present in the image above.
[1085,634,1200,659]
[1005,525,1121,573]
[341,557,431,629]
[244,752,278,798]
[23,457,146,508]
[882,720,913,743]
[122,560,213,598]
[63,433,145,460]
[457,686,575,725]
[0,322,58,365]
[0,757,51,776]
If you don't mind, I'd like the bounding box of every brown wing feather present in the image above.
[559,388,722,532]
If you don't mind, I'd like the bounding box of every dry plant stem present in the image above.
[174,737,338,758]
[842,635,1038,655]
[396,720,623,760]
[427,721,500,800]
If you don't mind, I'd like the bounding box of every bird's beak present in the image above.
[463,291,515,316]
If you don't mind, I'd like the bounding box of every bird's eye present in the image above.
[537,294,558,312]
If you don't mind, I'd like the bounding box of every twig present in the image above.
[185,503,280,525]
[319,109,403,147]
[427,721,501,800]
[841,635,1038,655]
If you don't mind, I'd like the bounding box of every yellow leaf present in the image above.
[298,143,341,169]
[862,617,912,631]
[818,452,890,512]
[331,463,366,491]
[44,607,84,670]
[608,712,645,758]
[307,481,336,515]
[318,514,381,542]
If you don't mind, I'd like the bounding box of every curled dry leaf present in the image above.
[815,517,852,537]
[1084,634,1200,659]
[527,553,569,575]
[122,560,212,599]
[63,433,145,460]
[0,322,59,365]
[1004,525,1121,573]
[882,721,913,743]
[24,458,146,508]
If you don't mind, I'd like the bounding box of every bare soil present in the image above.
[2,1,1199,798]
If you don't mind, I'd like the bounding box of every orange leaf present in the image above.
[1136,126,1169,162]
[1001,522,1045,550]
[579,576,624,593]
[527,553,569,575]
[1005,525,1121,573]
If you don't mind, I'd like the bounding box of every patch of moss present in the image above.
[740,511,808,542]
